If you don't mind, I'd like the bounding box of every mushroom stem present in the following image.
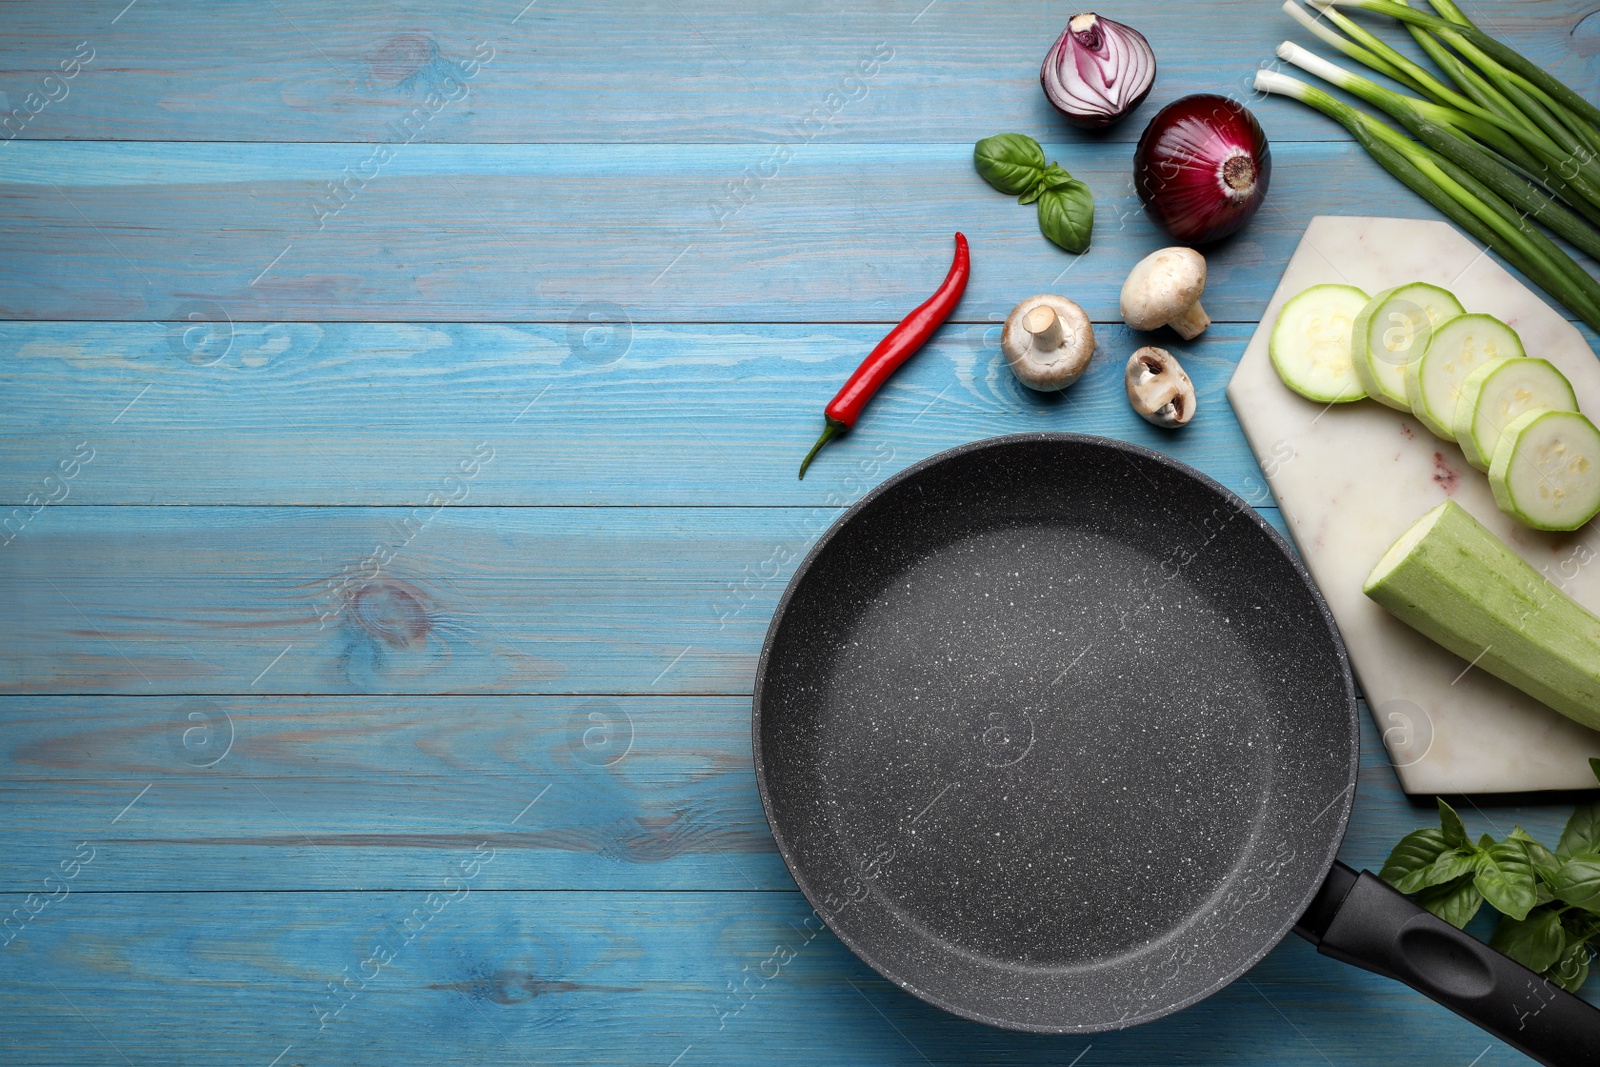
[1000,294,1096,391]
[1023,304,1065,350]
[1169,299,1211,341]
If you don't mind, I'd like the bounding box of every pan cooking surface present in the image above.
[755,435,1357,1032]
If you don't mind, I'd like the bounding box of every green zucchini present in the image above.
[1406,313,1525,442]
[1453,358,1579,472]
[1269,284,1370,403]
[1351,283,1465,411]
[1364,500,1600,731]
[1488,409,1600,532]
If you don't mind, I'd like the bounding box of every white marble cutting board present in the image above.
[1228,216,1600,794]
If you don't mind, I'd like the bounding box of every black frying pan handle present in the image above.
[1293,862,1600,1066]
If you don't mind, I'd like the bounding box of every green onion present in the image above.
[1421,0,1469,25]
[1398,5,1519,124]
[1307,0,1600,132]
[1272,30,1571,191]
[1420,154,1600,327]
[1313,2,1486,120]
[1413,116,1600,261]
[1286,1,1600,198]
[1254,71,1600,331]
[1275,42,1600,256]
[1280,1,1426,93]
[1436,29,1600,157]
[1276,42,1486,141]
[1273,2,1600,328]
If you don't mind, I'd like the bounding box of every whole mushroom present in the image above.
[1120,247,1211,340]
[1125,346,1197,428]
[1000,295,1095,391]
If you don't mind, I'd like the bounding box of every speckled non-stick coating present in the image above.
[753,434,1358,1033]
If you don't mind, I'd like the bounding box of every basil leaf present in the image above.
[1548,853,1600,912]
[1438,798,1469,850]
[1416,874,1484,929]
[1019,165,1080,206]
[1565,910,1600,942]
[1038,163,1078,192]
[1545,935,1592,993]
[1380,826,1453,892]
[1428,849,1481,887]
[1036,179,1094,255]
[1474,840,1539,920]
[1489,907,1566,973]
[1509,827,1562,883]
[973,134,1047,197]
[1557,800,1600,860]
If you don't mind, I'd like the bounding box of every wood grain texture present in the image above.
[0,695,787,891]
[0,694,1583,894]
[0,321,1301,506]
[0,704,1590,1062]
[0,888,1561,1067]
[12,316,1597,508]
[0,141,1574,322]
[5,0,1599,1061]
[0,0,1593,144]
[0,502,1296,696]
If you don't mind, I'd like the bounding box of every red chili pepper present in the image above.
[798,232,970,479]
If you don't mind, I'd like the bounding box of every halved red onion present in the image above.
[1040,13,1157,130]
[1133,93,1271,245]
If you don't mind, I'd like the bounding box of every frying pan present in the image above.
[754,434,1599,1065]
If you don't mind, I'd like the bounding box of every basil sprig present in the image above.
[973,133,1095,254]
[1380,758,1600,992]
[974,133,1047,196]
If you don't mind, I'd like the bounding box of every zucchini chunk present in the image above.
[1365,500,1600,731]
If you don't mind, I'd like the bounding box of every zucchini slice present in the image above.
[1365,500,1600,731]
[1351,283,1465,411]
[1452,358,1579,472]
[1407,313,1525,442]
[1489,408,1600,532]
[1269,284,1370,403]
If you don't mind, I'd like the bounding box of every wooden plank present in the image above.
[0,889,1579,1065]
[3,0,1593,145]
[0,503,1293,696]
[0,141,1557,322]
[0,503,809,696]
[4,705,1593,1048]
[0,891,1394,1064]
[0,693,1581,894]
[0,774,783,891]
[0,321,1304,506]
[0,694,735,781]
[14,316,1593,509]
[0,695,786,891]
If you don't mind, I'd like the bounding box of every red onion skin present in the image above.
[1133,94,1272,245]
[1040,14,1157,130]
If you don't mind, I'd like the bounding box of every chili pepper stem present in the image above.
[797,418,848,480]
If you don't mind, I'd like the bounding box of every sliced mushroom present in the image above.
[1125,347,1197,428]
[1000,295,1095,391]
[1120,247,1211,340]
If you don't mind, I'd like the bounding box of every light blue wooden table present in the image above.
[2,2,1597,1064]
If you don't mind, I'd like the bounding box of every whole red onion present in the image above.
[1040,13,1157,130]
[1133,94,1271,245]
